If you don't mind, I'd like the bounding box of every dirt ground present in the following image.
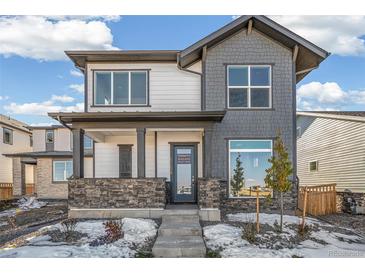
[318,213,365,237]
[0,201,67,246]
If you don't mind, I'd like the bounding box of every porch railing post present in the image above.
[72,128,84,178]
[137,128,146,178]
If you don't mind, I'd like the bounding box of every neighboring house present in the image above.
[5,125,93,199]
[0,114,33,189]
[48,15,329,220]
[297,111,365,210]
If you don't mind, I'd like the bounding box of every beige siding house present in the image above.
[5,125,93,199]
[0,115,32,186]
[297,111,365,209]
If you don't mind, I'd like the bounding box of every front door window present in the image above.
[172,145,196,203]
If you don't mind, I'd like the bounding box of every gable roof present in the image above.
[65,16,329,83]
[297,111,365,123]
[180,15,330,82]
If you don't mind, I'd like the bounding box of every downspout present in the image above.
[176,53,202,76]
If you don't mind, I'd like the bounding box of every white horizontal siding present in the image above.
[94,133,137,178]
[87,62,201,112]
[32,129,46,152]
[54,128,71,151]
[84,157,93,178]
[297,116,365,193]
[0,127,32,183]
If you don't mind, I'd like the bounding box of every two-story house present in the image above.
[5,125,93,199]
[49,15,329,220]
[0,114,33,194]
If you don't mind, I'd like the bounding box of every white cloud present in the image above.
[270,16,365,56]
[0,16,119,61]
[30,122,56,127]
[70,69,83,77]
[51,94,75,103]
[297,81,365,110]
[4,95,84,116]
[69,84,84,93]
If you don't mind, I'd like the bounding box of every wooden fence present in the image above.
[0,183,13,200]
[0,183,35,200]
[298,183,337,216]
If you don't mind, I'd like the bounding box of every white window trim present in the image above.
[53,160,72,182]
[228,139,273,198]
[227,65,272,109]
[94,70,148,106]
[309,160,318,172]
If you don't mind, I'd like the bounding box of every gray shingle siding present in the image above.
[205,29,295,180]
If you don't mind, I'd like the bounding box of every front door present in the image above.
[172,144,197,203]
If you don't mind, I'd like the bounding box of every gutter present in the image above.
[55,115,72,130]
[177,53,202,76]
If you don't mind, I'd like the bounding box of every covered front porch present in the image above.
[49,111,225,220]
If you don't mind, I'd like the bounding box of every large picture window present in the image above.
[53,160,73,182]
[228,139,273,197]
[94,71,148,105]
[227,65,271,108]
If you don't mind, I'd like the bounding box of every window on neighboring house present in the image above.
[46,130,54,143]
[30,135,33,147]
[53,160,73,182]
[227,65,271,108]
[84,135,93,149]
[228,139,273,197]
[94,71,148,105]
[296,127,301,138]
[3,128,13,145]
[309,161,318,172]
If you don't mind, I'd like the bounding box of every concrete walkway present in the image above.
[152,213,206,257]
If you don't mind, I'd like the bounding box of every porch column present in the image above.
[203,127,213,178]
[137,128,146,178]
[72,128,84,178]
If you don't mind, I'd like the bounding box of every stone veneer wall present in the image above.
[198,178,298,213]
[69,178,166,208]
[12,157,22,196]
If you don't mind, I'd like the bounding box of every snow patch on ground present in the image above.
[0,197,47,219]
[0,218,158,258]
[227,212,320,226]
[204,213,365,258]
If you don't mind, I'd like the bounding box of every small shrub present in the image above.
[206,249,221,258]
[50,218,83,242]
[135,250,154,258]
[297,223,312,239]
[61,218,78,234]
[242,222,257,244]
[103,220,124,242]
[273,220,281,233]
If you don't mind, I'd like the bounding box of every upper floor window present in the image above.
[227,65,272,109]
[30,135,33,147]
[94,71,148,106]
[84,135,93,149]
[46,130,54,143]
[3,127,13,145]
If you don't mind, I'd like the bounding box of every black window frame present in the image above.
[226,64,272,109]
[3,127,13,145]
[93,70,150,107]
[309,161,318,172]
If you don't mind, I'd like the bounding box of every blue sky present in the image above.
[0,16,365,125]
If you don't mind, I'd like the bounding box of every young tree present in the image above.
[264,131,293,232]
[231,153,245,196]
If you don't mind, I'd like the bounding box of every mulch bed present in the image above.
[0,202,68,246]
[317,213,365,237]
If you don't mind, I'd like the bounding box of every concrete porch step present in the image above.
[162,209,199,216]
[159,221,202,236]
[162,214,200,223]
[152,235,206,258]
